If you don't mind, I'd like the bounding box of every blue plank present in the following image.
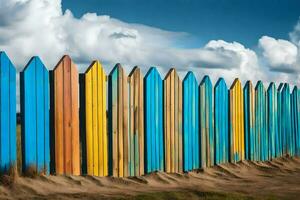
[277,83,284,157]
[144,67,164,173]
[267,83,277,159]
[282,84,293,156]
[0,51,16,173]
[21,56,50,174]
[214,78,228,165]
[291,86,300,156]
[183,72,199,171]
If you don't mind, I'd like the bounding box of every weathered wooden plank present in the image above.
[128,67,144,176]
[108,64,129,177]
[144,67,164,173]
[80,61,108,176]
[291,86,300,156]
[200,76,213,168]
[277,83,284,157]
[0,52,16,173]
[281,83,293,156]
[214,78,229,165]
[229,78,244,163]
[244,81,255,161]
[255,81,268,161]
[163,69,182,173]
[20,56,50,174]
[51,55,80,175]
[267,83,277,159]
[183,72,199,172]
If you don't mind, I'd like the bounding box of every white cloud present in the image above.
[0,0,299,87]
[259,36,299,73]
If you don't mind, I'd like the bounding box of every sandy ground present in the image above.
[1,157,300,200]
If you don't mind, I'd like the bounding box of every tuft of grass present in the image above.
[0,165,19,188]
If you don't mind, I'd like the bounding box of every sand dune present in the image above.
[1,157,300,199]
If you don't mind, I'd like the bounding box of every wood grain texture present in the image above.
[108,64,129,177]
[0,52,16,173]
[214,78,229,165]
[20,56,50,174]
[183,72,199,172]
[229,78,244,163]
[163,69,182,173]
[144,67,164,173]
[200,76,213,168]
[128,67,144,176]
[81,61,108,176]
[51,55,80,175]
[267,83,277,159]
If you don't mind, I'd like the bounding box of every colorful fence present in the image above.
[50,56,80,175]
[0,52,16,173]
[2,51,300,177]
[20,57,50,174]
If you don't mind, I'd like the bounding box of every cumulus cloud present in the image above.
[0,0,299,87]
[259,36,299,73]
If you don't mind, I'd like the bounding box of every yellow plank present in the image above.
[123,68,129,177]
[102,71,108,176]
[178,78,183,173]
[85,66,93,175]
[97,64,103,176]
[138,70,144,176]
[92,63,99,176]
[170,70,175,172]
[174,72,178,173]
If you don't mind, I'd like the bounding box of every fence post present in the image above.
[128,66,144,176]
[164,68,182,173]
[291,86,300,156]
[20,56,49,174]
[50,55,80,175]
[0,52,16,173]
[182,72,199,172]
[267,83,277,160]
[144,67,164,173]
[229,78,244,163]
[214,78,229,164]
[80,61,108,176]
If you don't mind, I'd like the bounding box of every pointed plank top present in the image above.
[278,83,284,92]
[0,51,16,71]
[164,68,179,80]
[255,80,264,90]
[200,75,212,86]
[128,66,141,77]
[53,55,77,71]
[267,82,276,92]
[215,78,227,89]
[183,71,197,83]
[292,86,298,93]
[85,60,105,74]
[230,78,241,90]
[23,56,48,72]
[145,67,162,80]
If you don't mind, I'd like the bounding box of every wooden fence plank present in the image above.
[267,83,277,159]
[80,61,108,176]
[277,83,284,157]
[255,81,267,161]
[163,69,182,173]
[20,57,49,174]
[144,67,164,173]
[291,86,300,156]
[51,55,80,175]
[128,67,144,176]
[244,81,255,161]
[281,84,293,156]
[200,76,213,168]
[0,52,16,173]
[214,78,229,165]
[108,64,129,177]
[229,78,244,163]
[183,72,199,172]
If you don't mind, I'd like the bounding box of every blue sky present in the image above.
[0,0,300,86]
[62,0,300,48]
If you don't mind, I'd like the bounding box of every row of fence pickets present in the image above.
[0,51,299,177]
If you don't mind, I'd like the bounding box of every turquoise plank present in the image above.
[199,75,213,167]
[0,52,16,173]
[214,78,229,164]
[20,56,50,174]
[144,67,163,173]
[282,84,293,156]
[183,72,199,171]
[255,81,267,161]
[291,86,300,156]
[267,83,277,159]
[277,83,284,157]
